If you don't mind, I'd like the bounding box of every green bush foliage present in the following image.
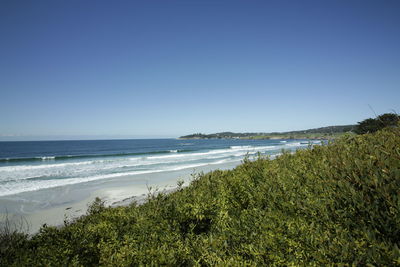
[355,113,399,134]
[1,127,400,266]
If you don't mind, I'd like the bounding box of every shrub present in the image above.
[355,113,399,134]
[2,127,400,265]
[0,216,29,266]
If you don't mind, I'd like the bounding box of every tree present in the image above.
[355,113,399,134]
[376,113,400,127]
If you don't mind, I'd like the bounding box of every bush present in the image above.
[2,127,400,265]
[355,113,399,134]
[0,216,30,266]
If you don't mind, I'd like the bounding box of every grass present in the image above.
[1,127,399,266]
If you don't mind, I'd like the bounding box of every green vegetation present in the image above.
[180,125,355,139]
[245,132,347,140]
[1,127,400,266]
[355,113,400,134]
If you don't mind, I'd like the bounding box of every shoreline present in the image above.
[0,161,241,235]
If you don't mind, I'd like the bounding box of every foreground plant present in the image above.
[1,127,399,266]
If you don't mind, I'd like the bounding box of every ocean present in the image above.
[0,138,317,198]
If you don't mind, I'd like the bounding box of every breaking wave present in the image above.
[0,141,309,197]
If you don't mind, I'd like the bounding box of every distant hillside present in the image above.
[179,125,356,139]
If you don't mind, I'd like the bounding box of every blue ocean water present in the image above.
[0,138,316,197]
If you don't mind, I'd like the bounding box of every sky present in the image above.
[0,0,399,140]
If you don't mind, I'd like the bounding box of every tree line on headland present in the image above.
[179,113,399,140]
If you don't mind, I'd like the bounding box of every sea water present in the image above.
[0,138,317,200]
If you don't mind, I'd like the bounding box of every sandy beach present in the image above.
[0,160,240,234]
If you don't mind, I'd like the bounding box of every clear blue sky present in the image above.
[1,0,399,140]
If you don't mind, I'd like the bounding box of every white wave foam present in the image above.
[41,156,55,161]
[0,145,283,183]
[0,161,97,172]
[149,145,277,160]
[0,143,308,197]
[230,145,252,149]
[285,142,303,147]
[0,158,239,197]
